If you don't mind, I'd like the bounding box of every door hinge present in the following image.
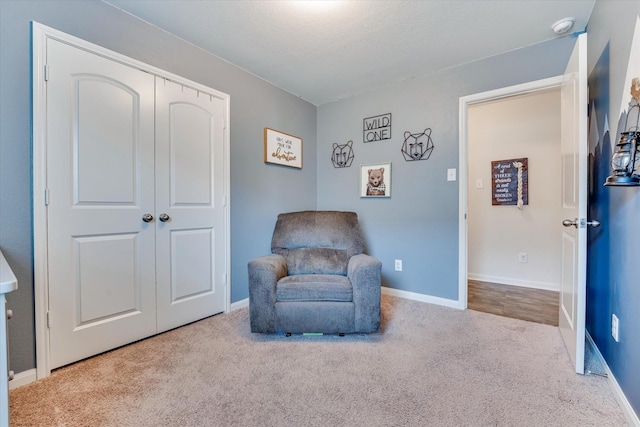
[44,65,50,82]
[223,273,227,285]
[44,188,50,205]
[46,311,51,328]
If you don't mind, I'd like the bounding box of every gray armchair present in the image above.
[248,210,381,334]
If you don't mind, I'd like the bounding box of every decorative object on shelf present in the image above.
[401,128,435,161]
[363,113,391,143]
[331,140,355,168]
[491,158,528,207]
[264,128,302,169]
[360,162,391,198]
[604,78,640,187]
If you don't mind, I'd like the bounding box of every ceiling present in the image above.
[103,0,595,106]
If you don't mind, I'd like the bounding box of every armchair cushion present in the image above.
[277,274,352,302]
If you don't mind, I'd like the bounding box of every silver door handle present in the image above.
[563,218,601,228]
[159,213,170,222]
[142,213,154,223]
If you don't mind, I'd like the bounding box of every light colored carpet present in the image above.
[10,295,627,426]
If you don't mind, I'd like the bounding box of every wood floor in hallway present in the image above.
[468,280,559,326]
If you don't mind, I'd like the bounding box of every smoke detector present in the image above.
[551,17,575,35]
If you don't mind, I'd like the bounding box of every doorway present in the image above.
[465,87,562,325]
[457,76,565,316]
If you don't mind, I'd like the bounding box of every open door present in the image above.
[559,33,593,374]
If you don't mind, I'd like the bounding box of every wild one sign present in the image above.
[363,113,391,143]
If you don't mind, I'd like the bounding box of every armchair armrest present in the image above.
[348,254,382,332]
[248,254,287,333]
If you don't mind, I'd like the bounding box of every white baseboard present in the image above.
[8,368,37,390]
[381,286,463,309]
[230,298,249,311]
[468,273,559,292]
[586,332,640,426]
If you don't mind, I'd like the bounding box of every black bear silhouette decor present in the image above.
[331,140,355,168]
[401,128,434,161]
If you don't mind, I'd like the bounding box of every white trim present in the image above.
[8,369,37,390]
[32,22,52,381]
[586,332,640,427]
[382,286,463,310]
[467,273,560,292]
[458,76,565,310]
[31,22,231,379]
[230,298,249,311]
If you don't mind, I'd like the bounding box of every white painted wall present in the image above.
[467,88,562,291]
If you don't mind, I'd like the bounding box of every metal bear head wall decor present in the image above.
[401,128,434,161]
[331,140,355,168]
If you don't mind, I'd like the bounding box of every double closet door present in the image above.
[45,39,227,369]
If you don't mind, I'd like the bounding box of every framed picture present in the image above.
[491,157,528,206]
[360,162,391,198]
[264,128,302,169]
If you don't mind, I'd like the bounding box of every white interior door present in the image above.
[46,39,157,369]
[155,79,227,332]
[559,33,588,374]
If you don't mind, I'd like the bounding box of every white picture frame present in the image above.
[360,162,391,198]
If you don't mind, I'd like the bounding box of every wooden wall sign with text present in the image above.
[264,128,302,169]
[491,158,528,206]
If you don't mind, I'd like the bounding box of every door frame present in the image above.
[458,75,564,310]
[32,22,231,379]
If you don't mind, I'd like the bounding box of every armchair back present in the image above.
[271,211,365,275]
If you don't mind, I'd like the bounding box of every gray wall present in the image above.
[586,1,640,415]
[317,36,576,300]
[0,0,317,373]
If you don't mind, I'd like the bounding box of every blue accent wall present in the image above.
[586,1,640,416]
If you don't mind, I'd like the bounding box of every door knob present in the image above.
[159,213,170,222]
[563,218,601,228]
[142,213,154,223]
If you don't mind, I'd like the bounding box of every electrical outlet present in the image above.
[612,314,619,342]
[518,252,528,263]
[394,259,403,271]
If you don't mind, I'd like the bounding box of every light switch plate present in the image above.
[447,168,457,181]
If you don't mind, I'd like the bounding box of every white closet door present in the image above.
[155,79,227,332]
[46,39,157,369]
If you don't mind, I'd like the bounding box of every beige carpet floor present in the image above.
[10,295,627,426]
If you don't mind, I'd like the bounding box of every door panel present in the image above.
[47,39,156,368]
[170,228,214,301]
[155,79,226,332]
[559,33,587,374]
[76,77,138,204]
[75,233,139,324]
[170,103,214,206]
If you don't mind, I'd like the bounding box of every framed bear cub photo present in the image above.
[360,162,391,198]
